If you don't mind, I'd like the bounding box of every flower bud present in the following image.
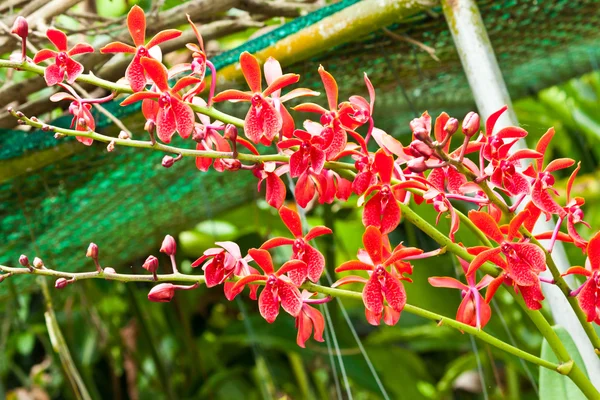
[142,255,159,274]
[407,157,428,173]
[118,130,130,140]
[54,132,65,139]
[107,141,115,152]
[409,140,434,159]
[224,159,241,171]
[444,118,459,136]
[224,124,238,142]
[55,278,69,289]
[144,119,155,134]
[462,112,480,137]
[103,267,116,274]
[162,155,175,168]
[19,254,29,267]
[33,257,44,269]
[42,124,52,132]
[86,242,99,259]
[148,283,175,302]
[160,235,176,256]
[11,16,28,40]
[413,128,430,142]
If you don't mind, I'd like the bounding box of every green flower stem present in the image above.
[0,59,244,128]
[0,263,560,374]
[10,111,357,170]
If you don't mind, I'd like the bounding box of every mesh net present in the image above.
[1,0,599,294]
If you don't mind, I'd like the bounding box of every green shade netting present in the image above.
[1,0,599,293]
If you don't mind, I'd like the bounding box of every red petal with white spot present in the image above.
[170,98,194,139]
[304,245,325,283]
[509,243,546,286]
[100,42,136,54]
[44,64,64,86]
[295,172,315,208]
[127,5,146,46]
[531,180,565,217]
[279,206,303,237]
[65,58,84,84]
[126,58,147,92]
[259,286,280,323]
[265,172,286,209]
[147,29,182,49]
[33,49,57,64]
[586,231,600,271]
[374,150,394,185]
[240,51,262,93]
[381,270,406,312]
[518,282,545,310]
[244,101,282,144]
[156,107,176,143]
[248,248,275,275]
[46,28,68,51]
[363,275,383,314]
[204,260,225,287]
[469,211,505,243]
[278,280,303,317]
[318,65,338,111]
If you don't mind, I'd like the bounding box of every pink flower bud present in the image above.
[55,278,69,289]
[11,16,28,39]
[148,283,175,302]
[19,254,29,267]
[103,267,116,274]
[142,255,159,274]
[33,257,44,269]
[444,118,459,135]
[224,124,238,141]
[462,112,480,137]
[407,157,428,173]
[413,128,430,142]
[107,141,116,152]
[86,243,98,259]
[144,119,155,134]
[160,235,176,256]
[409,140,433,159]
[118,130,130,140]
[162,155,175,168]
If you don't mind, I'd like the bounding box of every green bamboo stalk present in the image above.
[39,277,92,400]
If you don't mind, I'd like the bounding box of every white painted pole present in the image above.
[441,0,600,388]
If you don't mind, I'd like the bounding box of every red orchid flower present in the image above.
[191,241,259,300]
[563,231,600,323]
[361,150,427,234]
[254,162,289,209]
[487,148,542,196]
[295,290,327,348]
[231,249,306,323]
[466,210,546,287]
[212,52,305,145]
[278,128,326,178]
[49,84,115,146]
[522,128,574,218]
[484,272,546,310]
[294,66,348,160]
[563,163,590,251]
[429,258,493,329]
[189,98,233,172]
[100,5,182,92]
[334,226,423,326]
[33,28,94,86]
[120,57,200,143]
[261,206,331,285]
[338,72,375,141]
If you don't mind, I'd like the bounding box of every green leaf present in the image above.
[16,332,35,356]
[539,325,588,400]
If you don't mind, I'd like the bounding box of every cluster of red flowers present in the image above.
[22,5,600,346]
